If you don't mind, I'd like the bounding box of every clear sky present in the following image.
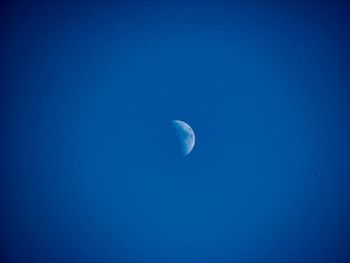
[2,1,350,262]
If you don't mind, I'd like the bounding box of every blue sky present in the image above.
[2,1,350,262]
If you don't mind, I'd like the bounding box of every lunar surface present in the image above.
[172,120,195,156]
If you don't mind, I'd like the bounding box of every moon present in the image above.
[172,120,195,156]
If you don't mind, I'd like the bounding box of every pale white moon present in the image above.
[172,120,195,156]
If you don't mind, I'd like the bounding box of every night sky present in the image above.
[1,1,350,262]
